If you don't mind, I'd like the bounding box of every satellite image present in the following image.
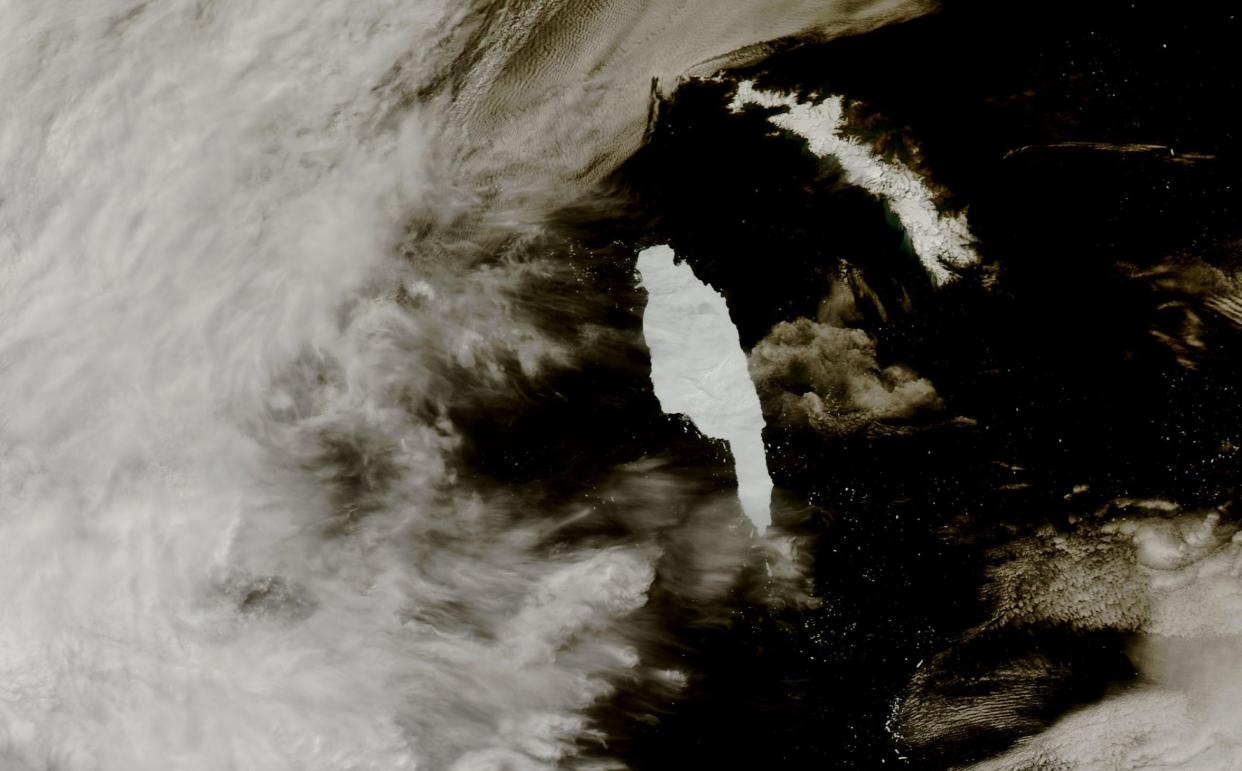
[2,1,1240,768]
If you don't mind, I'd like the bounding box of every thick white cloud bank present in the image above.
[964,507,1242,771]
[0,4,652,769]
[636,246,774,531]
[730,81,978,284]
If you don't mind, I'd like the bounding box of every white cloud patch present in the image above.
[748,317,942,435]
[956,505,1242,770]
